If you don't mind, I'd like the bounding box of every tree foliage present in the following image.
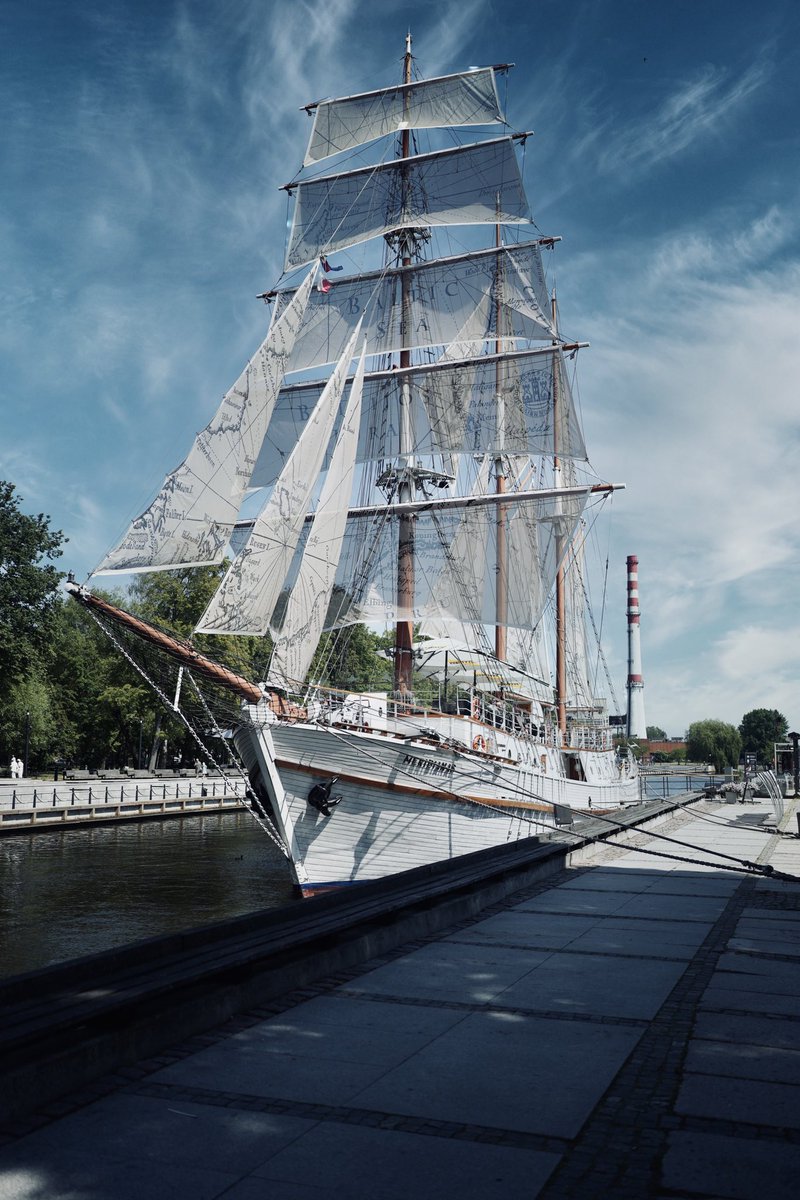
[685,720,742,773]
[646,725,667,741]
[738,708,788,766]
[310,625,393,693]
[0,482,65,702]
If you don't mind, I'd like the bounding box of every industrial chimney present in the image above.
[626,555,647,739]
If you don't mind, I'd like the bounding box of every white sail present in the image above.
[269,344,367,689]
[195,322,363,635]
[561,455,597,710]
[415,456,492,643]
[304,68,504,164]
[251,347,585,487]
[286,487,590,635]
[286,138,530,269]
[272,243,554,374]
[94,267,316,575]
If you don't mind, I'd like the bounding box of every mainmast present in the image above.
[494,210,508,664]
[394,31,416,698]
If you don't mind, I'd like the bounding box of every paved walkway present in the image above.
[1,798,798,1198]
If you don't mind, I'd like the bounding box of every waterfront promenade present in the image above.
[0,796,798,1197]
[0,773,245,832]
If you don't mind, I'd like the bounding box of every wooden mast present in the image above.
[394,31,415,698]
[494,208,508,664]
[552,290,567,738]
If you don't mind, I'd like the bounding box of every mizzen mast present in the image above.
[552,289,568,738]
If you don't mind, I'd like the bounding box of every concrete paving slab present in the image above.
[693,1010,800,1050]
[661,1130,800,1200]
[676,1072,800,1128]
[214,1179,324,1200]
[564,922,703,960]
[0,1092,312,1175]
[342,940,552,1004]
[639,874,741,896]
[614,892,729,921]
[451,910,600,951]
[555,869,663,893]
[496,950,688,1019]
[207,997,467,1069]
[729,932,800,956]
[264,992,467,1037]
[0,1150,236,1200]
[713,953,800,993]
[685,1036,800,1085]
[349,1010,643,1139]
[515,880,730,922]
[737,908,800,925]
[558,869,739,897]
[604,853,727,874]
[700,983,800,1018]
[149,1035,400,1106]
[510,889,640,917]
[248,1122,560,1200]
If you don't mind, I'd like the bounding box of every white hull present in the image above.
[236,702,639,893]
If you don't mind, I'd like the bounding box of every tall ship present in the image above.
[68,37,639,894]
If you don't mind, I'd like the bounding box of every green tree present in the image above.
[646,725,667,740]
[738,708,788,766]
[685,720,742,773]
[310,625,392,692]
[0,672,55,774]
[0,482,65,702]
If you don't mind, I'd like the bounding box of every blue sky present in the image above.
[3,0,800,738]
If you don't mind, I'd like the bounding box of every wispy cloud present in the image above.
[591,56,771,177]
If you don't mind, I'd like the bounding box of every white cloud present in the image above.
[567,200,800,733]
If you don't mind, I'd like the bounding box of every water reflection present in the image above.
[0,813,297,978]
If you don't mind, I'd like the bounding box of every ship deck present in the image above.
[1,794,798,1197]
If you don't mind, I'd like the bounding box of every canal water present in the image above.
[0,812,297,979]
[639,773,731,800]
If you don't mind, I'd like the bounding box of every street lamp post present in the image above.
[138,720,144,771]
[789,731,799,799]
[23,710,30,779]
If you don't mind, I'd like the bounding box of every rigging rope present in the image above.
[84,606,291,859]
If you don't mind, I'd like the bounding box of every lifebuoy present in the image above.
[472,734,486,752]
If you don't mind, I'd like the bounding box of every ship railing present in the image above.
[454,692,564,749]
[566,726,614,752]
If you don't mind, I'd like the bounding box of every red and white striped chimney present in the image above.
[626,554,647,739]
